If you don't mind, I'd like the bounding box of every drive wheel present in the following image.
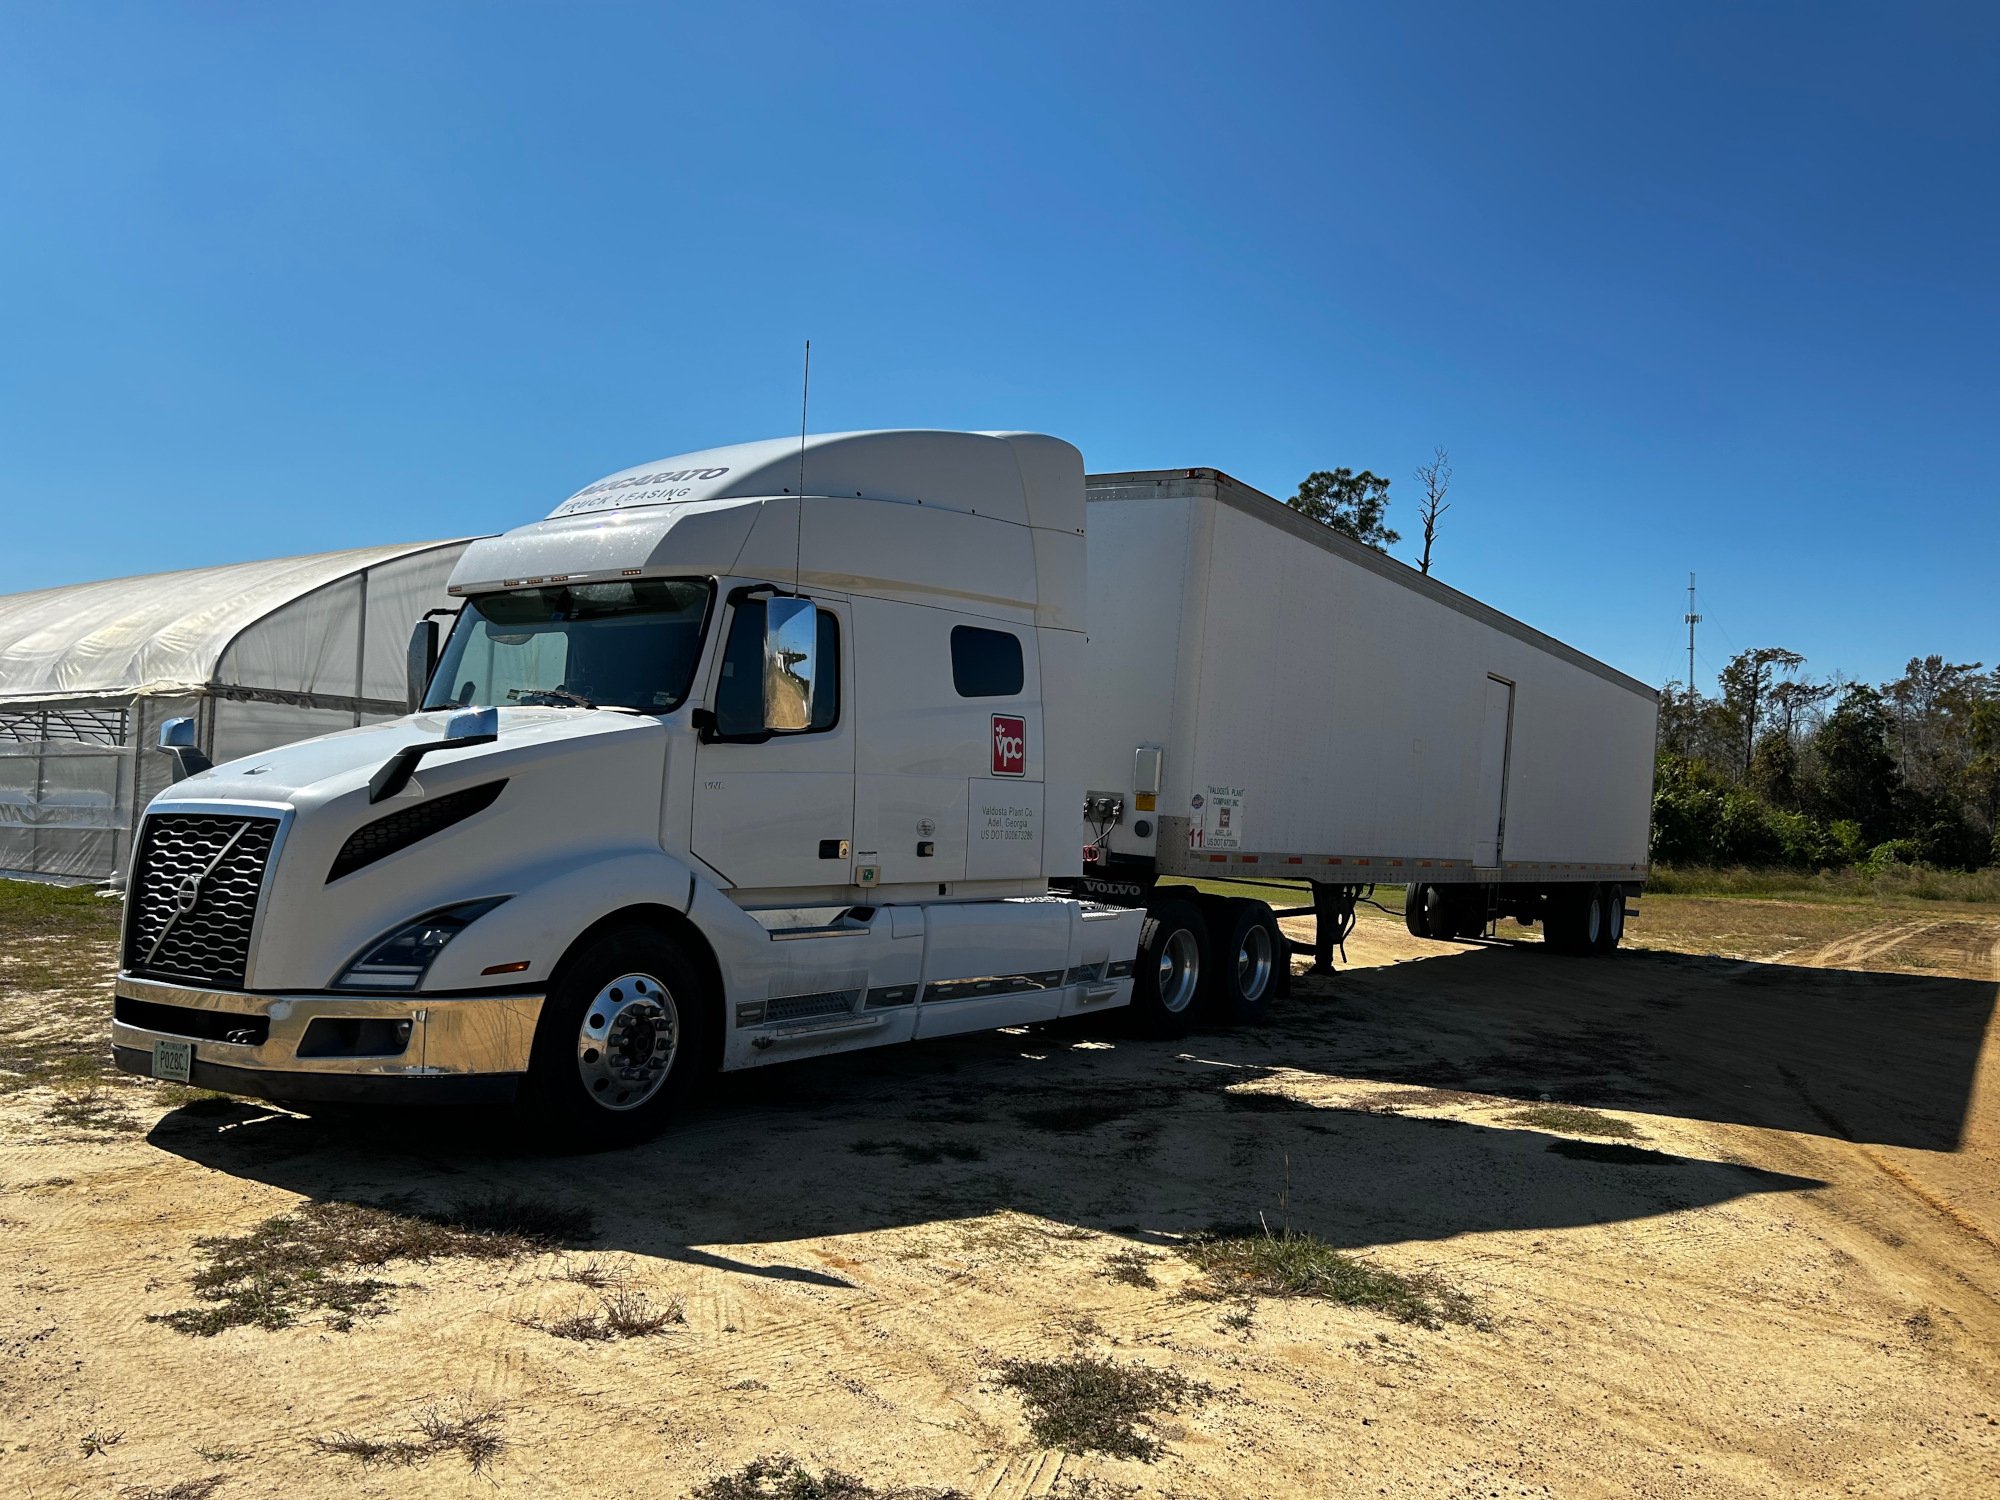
[520,924,710,1148]
[1210,898,1280,1025]
[1130,897,1209,1038]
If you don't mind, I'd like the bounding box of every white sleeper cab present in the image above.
[110,430,1656,1145]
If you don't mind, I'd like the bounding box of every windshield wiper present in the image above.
[533,689,597,709]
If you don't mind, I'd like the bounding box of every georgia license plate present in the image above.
[152,1039,192,1083]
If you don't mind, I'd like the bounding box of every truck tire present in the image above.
[1130,897,1209,1038]
[519,923,711,1149]
[1403,882,1428,937]
[1595,884,1625,952]
[1543,886,1605,955]
[1449,886,1488,940]
[1209,898,1280,1025]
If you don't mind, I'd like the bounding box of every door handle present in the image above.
[819,839,850,860]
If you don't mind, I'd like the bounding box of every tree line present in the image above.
[1654,651,2000,870]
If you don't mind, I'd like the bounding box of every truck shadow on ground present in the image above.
[1317,939,1996,1152]
[142,942,1882,1279]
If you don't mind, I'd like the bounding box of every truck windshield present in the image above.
[424,579,713,713]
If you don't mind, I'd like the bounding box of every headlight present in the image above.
[333,898,509,991]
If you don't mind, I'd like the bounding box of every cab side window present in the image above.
[715,599,841,736]
[950,625,1024,698]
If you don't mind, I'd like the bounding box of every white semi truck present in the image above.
[110,431,1658,1143]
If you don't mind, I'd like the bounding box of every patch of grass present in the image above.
[1545,1139,1679,1167]
[1501,1104,1641,1139]
[1180,1230,1482,1330]
[1100,1249,1159,1289]
[1016,1101,1132,1132]
[192,1445,247,1463]
[1647,864,2000,904]
[121,1479,225,1500]
[308,1399,504,1472]
[527,1289,685,1341]
[152,1194,593,1335]
[849,1138,985,1164]
[45,1089,140,1134]
[996,1356,1209,1461]
[693,1454,970,1499]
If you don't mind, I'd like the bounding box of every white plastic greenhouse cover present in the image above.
[0,542,465,702]
[0,540,473,881]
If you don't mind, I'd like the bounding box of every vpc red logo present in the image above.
[990,714,1027,777]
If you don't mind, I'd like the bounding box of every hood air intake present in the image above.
[328,781,507,883]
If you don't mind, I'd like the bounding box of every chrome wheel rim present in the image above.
[1583,894,1603,946]
[1606,892,1625,943]
[1236,923,1273,1002]
[1158,927,1201,1014]
[575,971,678,1111]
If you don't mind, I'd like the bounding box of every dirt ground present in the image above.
[3,889,1998,1499]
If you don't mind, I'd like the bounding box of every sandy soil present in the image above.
[3,894,1998,1499]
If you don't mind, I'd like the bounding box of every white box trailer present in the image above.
[106,432,1657,1146]
[1059,468,1656,969]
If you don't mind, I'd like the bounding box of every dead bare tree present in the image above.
[1413,446,1452,576]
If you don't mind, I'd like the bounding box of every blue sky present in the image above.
[1,2,1993,692]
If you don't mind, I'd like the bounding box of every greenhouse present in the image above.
[0,540,470,881]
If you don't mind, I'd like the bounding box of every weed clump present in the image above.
[527,1289,686,1341]
[693,1454,969,1499]
[1180,1230,1482,1330]
[46,1089,140,1134]
[152,1194,593,1335]
[308,1399,504,1472]
[1502,1104,1641,1139]
[1100,1249,1160,1289]
[996,1357,1209,1460]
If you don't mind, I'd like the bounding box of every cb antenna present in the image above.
[794,339,810,594]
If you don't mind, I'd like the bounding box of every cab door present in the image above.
[691,593,855,892]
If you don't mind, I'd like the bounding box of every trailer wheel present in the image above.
[519,923,711,1148]
[1595,885,1625,952]
[1543,886,1605,955]
[1130,897,1209,1038]
[1403,882,1428,938]
[1210,898,1280,1024]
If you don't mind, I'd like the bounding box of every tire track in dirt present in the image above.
[1796,918,1944,972]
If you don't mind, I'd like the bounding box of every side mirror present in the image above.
[763,596,817,733]
[406,618,440,711]
[156,717,212,782]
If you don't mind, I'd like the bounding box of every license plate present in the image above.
[152,1039,193,1083]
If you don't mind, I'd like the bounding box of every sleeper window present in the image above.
[950,626,1024,698]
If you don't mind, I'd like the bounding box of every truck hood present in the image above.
[162,707,653,808]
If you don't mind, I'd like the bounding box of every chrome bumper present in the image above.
[111,974,543,1102]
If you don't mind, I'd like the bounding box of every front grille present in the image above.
[124,813,280,989]
[114,996,269,1045]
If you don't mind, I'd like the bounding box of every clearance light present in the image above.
[481,961,531,976]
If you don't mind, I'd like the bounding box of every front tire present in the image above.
[519,924,711,1148]
[1130,897,1210,1038]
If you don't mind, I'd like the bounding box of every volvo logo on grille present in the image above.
[172,875,202,915]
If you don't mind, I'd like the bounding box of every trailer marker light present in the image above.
[1134,793,1156,812]
[621,568,643,576]
[1208,854,1226,863]
[481,961,531,975]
